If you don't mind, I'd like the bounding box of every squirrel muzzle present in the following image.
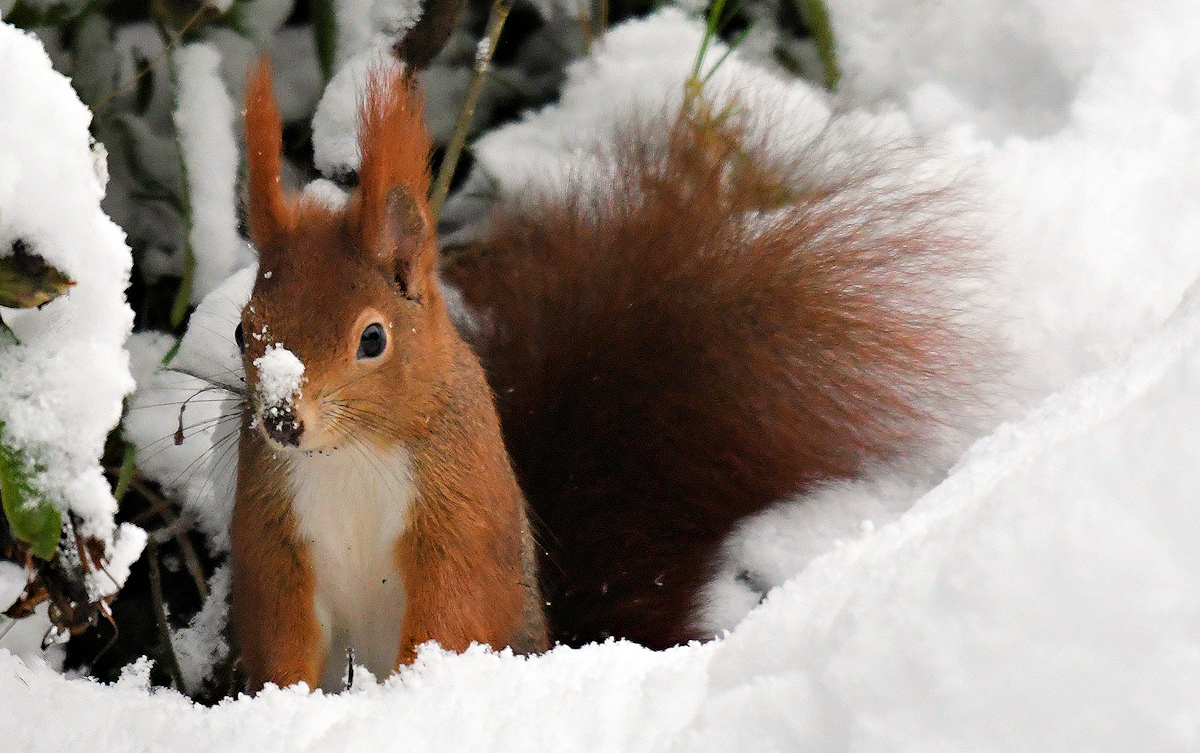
[261,402,303,448]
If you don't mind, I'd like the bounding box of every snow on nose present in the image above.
[254,343,306,446]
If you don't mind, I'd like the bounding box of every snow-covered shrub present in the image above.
[0,22,140,648]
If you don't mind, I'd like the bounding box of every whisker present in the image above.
[126,396,237,411]
[181,425,243,512]
[163,415,242,492]
[157,365,247,395]
[134,409,243,469]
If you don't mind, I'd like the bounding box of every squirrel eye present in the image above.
[357,322,387,360]
[234,323,245,353]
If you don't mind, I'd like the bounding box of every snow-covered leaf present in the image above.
[0,425,61,562]
[0,241,74,310]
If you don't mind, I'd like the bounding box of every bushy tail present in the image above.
[444,101,990,648]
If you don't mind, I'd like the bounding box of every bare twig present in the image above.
[172,523,209,600]
[596,0,608,42]
[93,4,212,114]
[128,478,208,600]
[146,538,188,694]
[128,478,175,526]
[429,0,516,221]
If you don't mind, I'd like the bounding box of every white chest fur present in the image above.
[286,446,416,691]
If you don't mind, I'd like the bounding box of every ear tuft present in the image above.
[351,66,435,298]
[244,58,295,254]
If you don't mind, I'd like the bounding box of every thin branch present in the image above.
[429,0,516,221]
[146,538,188,694]
[93,4,212,114]
[128,478,175,526]
[172,522,209,600]
[125,476,208,599]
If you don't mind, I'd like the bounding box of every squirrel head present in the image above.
[239,59,448,455]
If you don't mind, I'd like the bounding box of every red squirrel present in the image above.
[232,57,984,686]
[232,61,545,693]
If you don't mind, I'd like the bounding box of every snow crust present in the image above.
[0,24,136,544]
[5,0,1200,747]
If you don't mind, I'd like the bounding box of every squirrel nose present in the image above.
[262,404,304,447]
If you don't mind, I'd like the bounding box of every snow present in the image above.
[172,42,256,305]
[0,561,27,613]
[0,24,136,545]
[311,48,405,178]
[254,343,305,406]
[235,0,295,43]
[123,266,253,551]
[172,564,232,693]
[83,522,147,602]
[333,0,424,72]
[6,0,1200,747]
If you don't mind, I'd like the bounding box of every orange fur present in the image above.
[230,426,324,691]
[351,70,435,290]
[233,62,545,693]
[244,59,295,250]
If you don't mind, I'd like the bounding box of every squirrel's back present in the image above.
[444,103,987,647]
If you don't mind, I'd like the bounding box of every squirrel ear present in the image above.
[244,58,294,255]
[379,186,434,301]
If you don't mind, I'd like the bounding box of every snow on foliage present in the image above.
[0,25,136,549]
[311,48,405,178]
[0,560,26,612]
[331,0,420,71]
[173,42,256,305]
[124,266,252,552]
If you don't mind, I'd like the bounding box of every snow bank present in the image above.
[5,297,1200,749]
[831,0,1200,391]
[0,24,135,545]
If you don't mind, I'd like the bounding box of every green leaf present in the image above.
[311,0,337,83]
[166,52,196,329]
[3,0,87,29]
[793,0,839,90]
[0,425,62,562]
[690,0,730,83]
[0,315,18,347]
[0,240,75,310]
[113,441,137,503]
